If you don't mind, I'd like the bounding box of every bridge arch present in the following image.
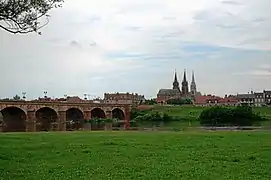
[35,107,58,131]
[91,108,105,118]
[112,108,125,120]
[0,106,26,132]
[66,108,84,130]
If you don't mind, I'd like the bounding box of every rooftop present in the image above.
[157,89,180,95]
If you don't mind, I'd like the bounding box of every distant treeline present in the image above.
[199,106,265,126]
[131,105,266,127]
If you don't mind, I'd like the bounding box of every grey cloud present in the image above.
[220,0,243,5]
[233,70,271,77]
[216,24,239,29]
[191,4,271,49]
[70,40,81,47]
[193,10,212,21]
[193,9,248,29]
[238,37,271,46]
[49,37,65,43]
[251,18,266,23]
[256,65,271,73]
[124,26,142,31]
[160,31,184,38]
[89,42,97,47]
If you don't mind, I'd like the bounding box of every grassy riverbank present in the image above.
[1,131,271,180]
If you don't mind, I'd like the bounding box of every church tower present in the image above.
[182,69,189,95]
[172,71,180,92]
[190,71,197,96]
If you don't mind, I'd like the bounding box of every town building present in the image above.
[264,90,271,105]
[195,90,271,107]
[194,94,238,106]
[254,92,265,107]
[236,93,255,106]
[104,92,145,105]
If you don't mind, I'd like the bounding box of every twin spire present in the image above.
[172,69,197,95]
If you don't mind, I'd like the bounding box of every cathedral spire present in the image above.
[174,70,178,82]
[182,69,189,95]
[190,70,197,96]
[192,70,195,83]
[182,69,187,82]
[172,70,180,91]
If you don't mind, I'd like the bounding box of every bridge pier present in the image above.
[83,111,91,131]
[58,111,66,131]
[26,111,36,132]
[106,110,112,119]
[124,106,130,130]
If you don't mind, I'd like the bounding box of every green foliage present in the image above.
[0,0,64,34]
[142,98,157,105]
[1,132,271,179]
[199,106,265,126]
[131,106,271,128]
[167,98,193,105]
[12,94,21,100]
[85,118,115,124]
[129,120,137,127]
[130,108,151,120]
[131,109,177,127]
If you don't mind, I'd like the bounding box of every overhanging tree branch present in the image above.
[0,0,64,34]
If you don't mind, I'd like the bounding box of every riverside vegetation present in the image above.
[66,105,271,130]
[129,105,269,129]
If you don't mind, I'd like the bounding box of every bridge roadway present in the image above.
[0,100,131,132]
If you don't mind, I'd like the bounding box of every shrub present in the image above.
[199,106,264,126]
[130,108,151,120]
[166,98,193,105]
[132,111,177,127]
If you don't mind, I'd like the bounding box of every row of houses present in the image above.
[194,90,271,107]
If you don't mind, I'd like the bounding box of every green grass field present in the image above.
[1,131,271,180]
[139,106,271,127]
[151,105,271,119]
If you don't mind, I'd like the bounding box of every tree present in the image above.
[198,106,264,127]
[0,0,64,34]
[167,98,192,105]
[143,98,157,105]
[13,94,21,100]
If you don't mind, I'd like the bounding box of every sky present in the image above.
[0,0,271,99]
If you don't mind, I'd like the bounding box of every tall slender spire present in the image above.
[192,71,195,83]
[174,70,178,82]
[182,69,187,82]
[190,70,197,96]
[182,69,189,95]
[172,70,180,91]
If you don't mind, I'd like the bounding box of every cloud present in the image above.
[220,0,243,5]
[0,0,271,99]
[69,40,81,47]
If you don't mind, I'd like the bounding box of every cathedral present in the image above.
[156,70,198,104]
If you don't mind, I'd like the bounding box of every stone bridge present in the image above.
[0,100,131,132]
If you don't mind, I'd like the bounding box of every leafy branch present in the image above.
[0,0,64,34]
